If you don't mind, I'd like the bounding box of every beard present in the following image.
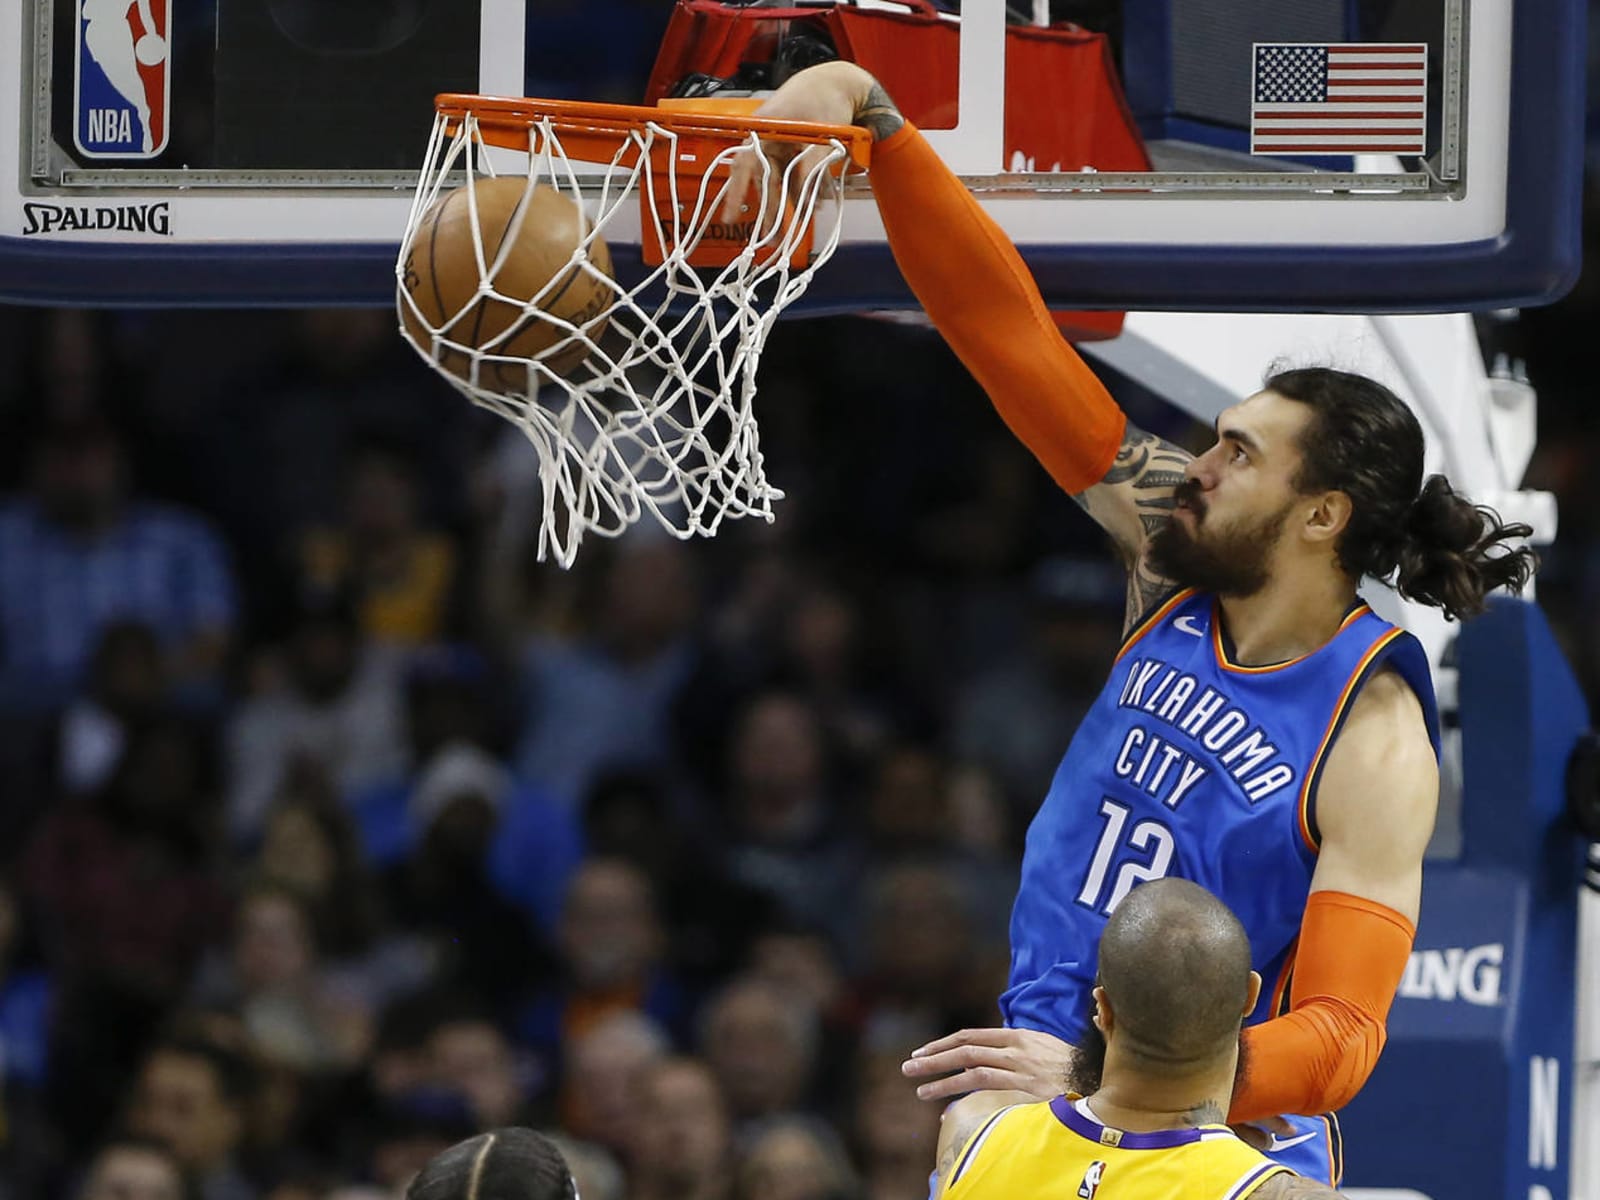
[1068,1010,1107,1097]
[1146,480,1293,599]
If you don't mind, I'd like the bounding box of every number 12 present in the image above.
[1076,798,1176,915]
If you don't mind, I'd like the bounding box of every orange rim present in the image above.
[434,93,873,171]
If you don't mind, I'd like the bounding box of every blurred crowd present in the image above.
[0,4,1595,1200]
[0,303,1151,1200]
[0,275,1594,1200]
[0,10,1597,1186]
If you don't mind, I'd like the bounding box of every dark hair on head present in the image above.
[406,1128,577,1200]
[263,784,382,955]
[1267,366,1537,620]
[145,1036,256,1108]
[1097,879,1252,1070]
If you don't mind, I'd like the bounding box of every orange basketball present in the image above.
[399,178,615,391]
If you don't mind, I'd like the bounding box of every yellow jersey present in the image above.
[940,1095,1291,1200]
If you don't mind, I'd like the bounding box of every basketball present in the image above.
[399,177,616,392]
[134,34,166,66]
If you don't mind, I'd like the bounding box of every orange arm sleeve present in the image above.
[868,124,1126,495]
[1230,891,1415,1123]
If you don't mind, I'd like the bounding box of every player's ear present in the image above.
[1302,489,1352,546]
[1243,971,1263,1018]
[1092,985,1113,1036]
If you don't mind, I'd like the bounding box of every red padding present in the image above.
[645,1,1144,341]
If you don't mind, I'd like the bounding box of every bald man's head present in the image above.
[1095,879,1255,1073]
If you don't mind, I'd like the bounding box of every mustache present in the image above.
[1173,479,1205,514]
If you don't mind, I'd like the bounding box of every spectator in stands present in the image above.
[581,770,775,985]
[561,1011,670,1157]
[857,751,1016,954]
[735,1114,859,1200]
[519,859,685,1065]
[0,409,236,713]
[851,1052,940,1200]
[515,536,701,807]
[627,1058,732,1200]
[775,579,895,772]
[852,861,1002,1056]
[860,744,949,858]
[698,975,819,1126]
[426,1008,530,1131]
[58,621,169,798]
[379,744,560,1010]
[26,719,229,1147]
[190,883,373,1074]
[721,691,855,943]
[226,591,405,845]
[25,718,225,1003]
[953,555,1123,811]
[76,1135,190,1200]
[252,791,388,965]
[296,440,460,647]
[125,1038,259,1200]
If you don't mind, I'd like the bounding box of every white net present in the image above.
[396,101,859,568]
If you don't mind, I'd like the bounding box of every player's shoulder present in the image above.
[1318,663,1439,841]
[1341,664,1430,750]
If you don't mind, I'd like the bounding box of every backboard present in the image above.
[0,0,1584,313]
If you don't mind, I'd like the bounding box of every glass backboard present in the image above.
[0,0,1584,312]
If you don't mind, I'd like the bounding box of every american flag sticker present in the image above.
[1251,43,1427,157]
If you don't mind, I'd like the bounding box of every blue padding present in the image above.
[1120,0,1174,128]
[1339,601,1589,1199]
[1457,599,1593,876]
[0,0,1583,311]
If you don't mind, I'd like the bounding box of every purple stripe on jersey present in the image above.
[1222,1161,1287,1200]
[1049,1096,1210,1150]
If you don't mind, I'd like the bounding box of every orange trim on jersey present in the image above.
[1269,942,1298,1017]
[1114,589,1199,664]
[1296,627,1405,852]
[1211,602,1372,675]
[1326,1113,1344,1185]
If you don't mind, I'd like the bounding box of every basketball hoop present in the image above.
[396,94,871,567]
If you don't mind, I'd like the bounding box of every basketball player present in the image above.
[936,879,1340,1200]
[81,0,162,154]
[731,60,1537,1184]
[405,1128,577,1200]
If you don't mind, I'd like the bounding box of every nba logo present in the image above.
[1077,1160,1106,1199]
[74,0,170,158]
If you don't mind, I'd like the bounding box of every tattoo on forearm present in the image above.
[1100,444,1149,486]
[1134,469,1189,491]
[1076,424,1193,633]
[854,83,905,142]
[1126,553,1175,634]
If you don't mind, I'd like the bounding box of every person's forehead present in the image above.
[1217,391,1310,446]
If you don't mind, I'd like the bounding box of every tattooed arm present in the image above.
[745,65,1189,634]
[1072,424,1194,633]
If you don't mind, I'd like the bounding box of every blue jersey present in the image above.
[1001,588,1439,1041]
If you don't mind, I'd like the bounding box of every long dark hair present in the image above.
[1267,367,1537,621]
